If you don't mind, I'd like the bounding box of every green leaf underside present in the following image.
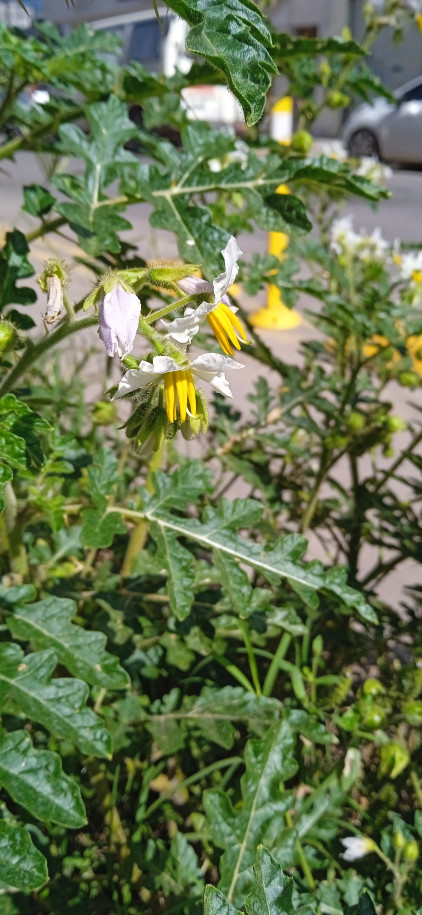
[164,0,276,125]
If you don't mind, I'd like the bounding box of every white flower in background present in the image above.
[162,236,249,356]
[208,140,249,173]
[322,141,348,161]
[397,249,422,284]
[330,216,389,261]
[355,156,393,185]
[365,226,390,259]
[341,836,377,862]
[113,353,243,423]
[98,284,141,358]
[330,216,362,255]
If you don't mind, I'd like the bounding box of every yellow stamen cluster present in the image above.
[412,270,422,284]
[164,370,196,423]
[207,302,248,356]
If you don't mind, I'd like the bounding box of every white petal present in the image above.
[148,355,181,374]
[178,276,213,296]
[112,355,181,400]
[209,372,233,398]
[112,368,152,400]
[340,837,373,862]
[190,352,244,373]
[213,236,242,303]
[161,301,214,340]
[164,324,200,345]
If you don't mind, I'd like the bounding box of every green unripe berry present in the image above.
[393,831,406,850]
[291,130,313,154]
[399,371,420,387]
[362,678,385,697]
[327,90,350,109]
[404,840,419,862]
[347,411,366,431]
[0,320,18,354]
[361,705,386,730]
[383,445,395,458]
[403,700,422,725]
[385,415,406,433]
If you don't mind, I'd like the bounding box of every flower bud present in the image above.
[98,283,141,358]
[148,264,201,289]
[177,275,213,296]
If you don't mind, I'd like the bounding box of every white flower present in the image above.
[330,217,389,261]
[397,250,422,284]
[341,836,377,862]
[355,157,393,185]
[162,236,248,355]
[322,141,348,161]
[330,216,361,255]
[365,227,389,260]
[113,353,243,422]
[98,284,141,358]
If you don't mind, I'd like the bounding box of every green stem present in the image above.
[144,755,243,819]
[0,316,98,397]
[238,619,261,695]
[25,216,66,243]
[62,291,76,322]
[262,632,291,697]
[285,812,316,891]
[212,653,255,693]
[137,316,165,352]
[301,449,332,533]
[373,427,422,494]
[3,482,29,578]
[411,769,422,808]
[143,293,200,325]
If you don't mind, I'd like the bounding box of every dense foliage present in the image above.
[0,2,422,913]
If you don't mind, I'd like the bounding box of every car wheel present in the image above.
[348,128,380,159]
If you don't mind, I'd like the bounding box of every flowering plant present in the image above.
[0,8,421,915]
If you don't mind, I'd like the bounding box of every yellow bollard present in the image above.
[250,97,301,330]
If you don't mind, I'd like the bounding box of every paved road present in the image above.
[1,153,421,608]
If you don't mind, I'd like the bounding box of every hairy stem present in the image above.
[0,315,98,397]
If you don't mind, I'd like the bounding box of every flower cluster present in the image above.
[330,215,389,261]
[87,238,248,451]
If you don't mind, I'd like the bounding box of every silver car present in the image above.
[342,75,422,164]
